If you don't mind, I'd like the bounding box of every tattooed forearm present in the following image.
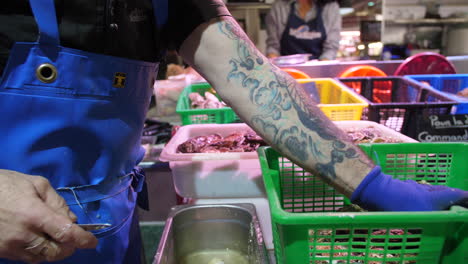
[217,20,372,181]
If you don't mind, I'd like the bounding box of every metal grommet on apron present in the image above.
[0,0,168,263]
[36,63,58,83]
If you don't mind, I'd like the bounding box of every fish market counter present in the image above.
[281,55,468,78]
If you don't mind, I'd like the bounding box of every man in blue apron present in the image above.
[1,0,467,263]
[0,0,231,263]
[0,0,166,262]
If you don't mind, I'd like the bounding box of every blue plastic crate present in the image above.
[406,74,468,114]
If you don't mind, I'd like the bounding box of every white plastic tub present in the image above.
[159,123,265,198]
[383,5,427,20]
[438,5,468,18]
[160,122,416,199]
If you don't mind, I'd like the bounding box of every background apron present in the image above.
[280,2,327,59]
[0,0,160,263]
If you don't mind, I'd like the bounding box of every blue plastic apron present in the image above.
[0,0,162,263]
[280,2,327,59]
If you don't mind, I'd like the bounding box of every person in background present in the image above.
[266,0,341,60]
[0,0,466,263]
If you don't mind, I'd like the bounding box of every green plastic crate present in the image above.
[258,143,468,264]
[176,82,240,125]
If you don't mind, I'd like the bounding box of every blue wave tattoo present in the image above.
[217,20,369,179]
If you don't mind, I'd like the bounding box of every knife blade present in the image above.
[77,223,111,231]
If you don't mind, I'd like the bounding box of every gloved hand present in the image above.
[0,170,98,263]
[351,166,468,211]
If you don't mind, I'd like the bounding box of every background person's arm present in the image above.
[319,2,341,60]
[180,16,373,197]
[265,0,287,58]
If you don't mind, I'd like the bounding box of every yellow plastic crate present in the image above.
[298,78,369,121]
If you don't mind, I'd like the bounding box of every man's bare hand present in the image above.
[0,170,98,263]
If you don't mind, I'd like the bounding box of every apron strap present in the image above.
[29,0,60,46]
[56,167,147,207]
[152,0,168,28]
[132,167,150,211]
[56,174,133,206]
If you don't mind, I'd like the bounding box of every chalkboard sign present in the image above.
[415,114,468,142]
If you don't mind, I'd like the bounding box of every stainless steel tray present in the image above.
[153,203,269,264]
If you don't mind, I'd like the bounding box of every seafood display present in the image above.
[313,227,417,264]
[177,124,405,154]
[189,91,227,109]
[344,126,403,143]
[177,131,266,153]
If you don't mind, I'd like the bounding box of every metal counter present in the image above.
[447,55,468,73]
[282,55,468,78]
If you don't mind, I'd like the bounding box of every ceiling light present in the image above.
[339,0,354,15]
[340,7,354,15]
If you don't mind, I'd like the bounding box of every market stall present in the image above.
[141,60,467,263]
[137,1,468,264]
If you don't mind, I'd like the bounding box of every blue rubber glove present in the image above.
[351,166,468,211]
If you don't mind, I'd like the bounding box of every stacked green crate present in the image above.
[176,83,240,125]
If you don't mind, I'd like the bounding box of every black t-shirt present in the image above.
[0,0,229,76]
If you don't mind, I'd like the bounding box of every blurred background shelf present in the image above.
[386,17,468,25]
